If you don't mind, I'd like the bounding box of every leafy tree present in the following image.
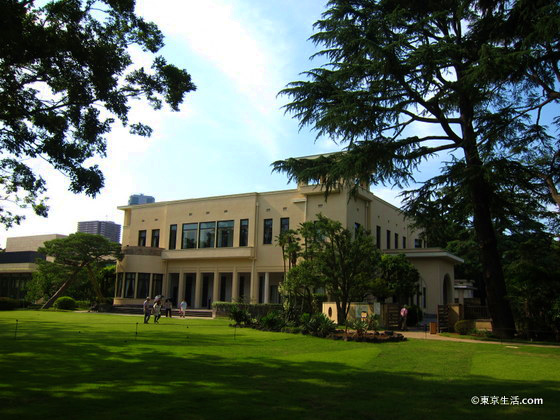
[31,233,123,309]
[281,215,381,324]
[273,0,560,337]
[376,254,420,304]
[1,0,196,227]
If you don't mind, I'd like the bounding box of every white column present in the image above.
[232,267,239,302]
[178,269,185,303]
[194,270,202,308]
[264,272,270,304]
[250,263,258,303]
[212,270,220,304]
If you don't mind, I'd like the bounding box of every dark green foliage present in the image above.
[0,0,196,227]
[0,297,20,310]
[258,310,286,332]
[300,313,337,338]
[503,234,560,340]
[26,233,123,309]
[213,302,283,319]
[347,318,369,338]
[53,296,77,310]
[376,254,420,303]
[228,304,252,327]
[271,0,560,338]
[454,320,475,336]
[280,215,382,324]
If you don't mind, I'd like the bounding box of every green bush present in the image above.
[76,300,91,310]
[213,302,283,318]
[53,296,77,310]
[259,310,285,331]
[454,320,475,335]
[300,313,336,338]
[0,297,20,311]
[229,304,252,326]
[348,318,369,338]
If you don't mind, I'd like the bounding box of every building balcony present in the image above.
[161,247,255,260]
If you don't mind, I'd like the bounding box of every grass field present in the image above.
[0,311,559,420]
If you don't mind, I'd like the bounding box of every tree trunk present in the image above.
[463,144,516,339]
[41,278,75,309]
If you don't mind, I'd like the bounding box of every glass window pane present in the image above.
[169,225,177,250]
[182,223,198,249]
[199,222,216,248]
[217,220,234,247]
[240,219,249,247]
[263,219,273,244]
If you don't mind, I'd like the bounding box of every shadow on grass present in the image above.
[0,320,557,420]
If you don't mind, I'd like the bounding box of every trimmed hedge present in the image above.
[454,319,475,335]
[212,302,283,318]
[0,297,20,311]
[53,296,77,310]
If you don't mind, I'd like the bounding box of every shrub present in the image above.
[76,300,91,310]
[213,302,283,318]
[348,318,369,338]
[229,304,252,326]
[301,313,336,338]
[0,297,20,311]
[53,296,77,310]
[259,310,285,331]
[454,320,475,335]
[367,314,380,331]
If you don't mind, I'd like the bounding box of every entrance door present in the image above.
[168,273,179,306]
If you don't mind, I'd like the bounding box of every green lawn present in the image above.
[0,311,558,420]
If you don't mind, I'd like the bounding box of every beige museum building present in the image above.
[115,179,462,317]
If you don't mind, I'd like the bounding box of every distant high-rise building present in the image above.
[128,194,155,205]
[77,221,121,243]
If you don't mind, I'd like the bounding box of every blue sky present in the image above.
[2,0,441,246]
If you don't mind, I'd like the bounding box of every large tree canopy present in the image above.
[0,0,196,227]
[35,232,123,309]
[274,0,559,338]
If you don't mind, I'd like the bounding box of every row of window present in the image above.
[137,217,291,249]
[116,272,163,299]
[375,226,424,249]
[138,219,422,250]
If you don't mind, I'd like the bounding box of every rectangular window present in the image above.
[217,220,234,247]
[263,219,273,244]
[124,273,136,298]
[116,272,123,297]
[199,221,216,248]
[355,223,361,233]
[151,229,160,248]
[280,217,290,233]
[423,287,427,308]
[239,219,249,247]
[403,236,407,249]
[386,230,391,249]
[137,273,150,298]
[151,274,163,297]
[138,230,146,247]
[169,224,177,250]
[414,238,423,248]
[376,226,381,249]
[182,223,198,249]
[395,233,399,249]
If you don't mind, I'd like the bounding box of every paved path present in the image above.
[400,330,560,349]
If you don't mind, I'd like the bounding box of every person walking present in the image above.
[143,297,151,324]
[180,299,187,318]
[400,305,408,331]
[164,299,172,318]
[153,300,162,324]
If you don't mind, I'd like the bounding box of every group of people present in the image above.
[143,297,189,323]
